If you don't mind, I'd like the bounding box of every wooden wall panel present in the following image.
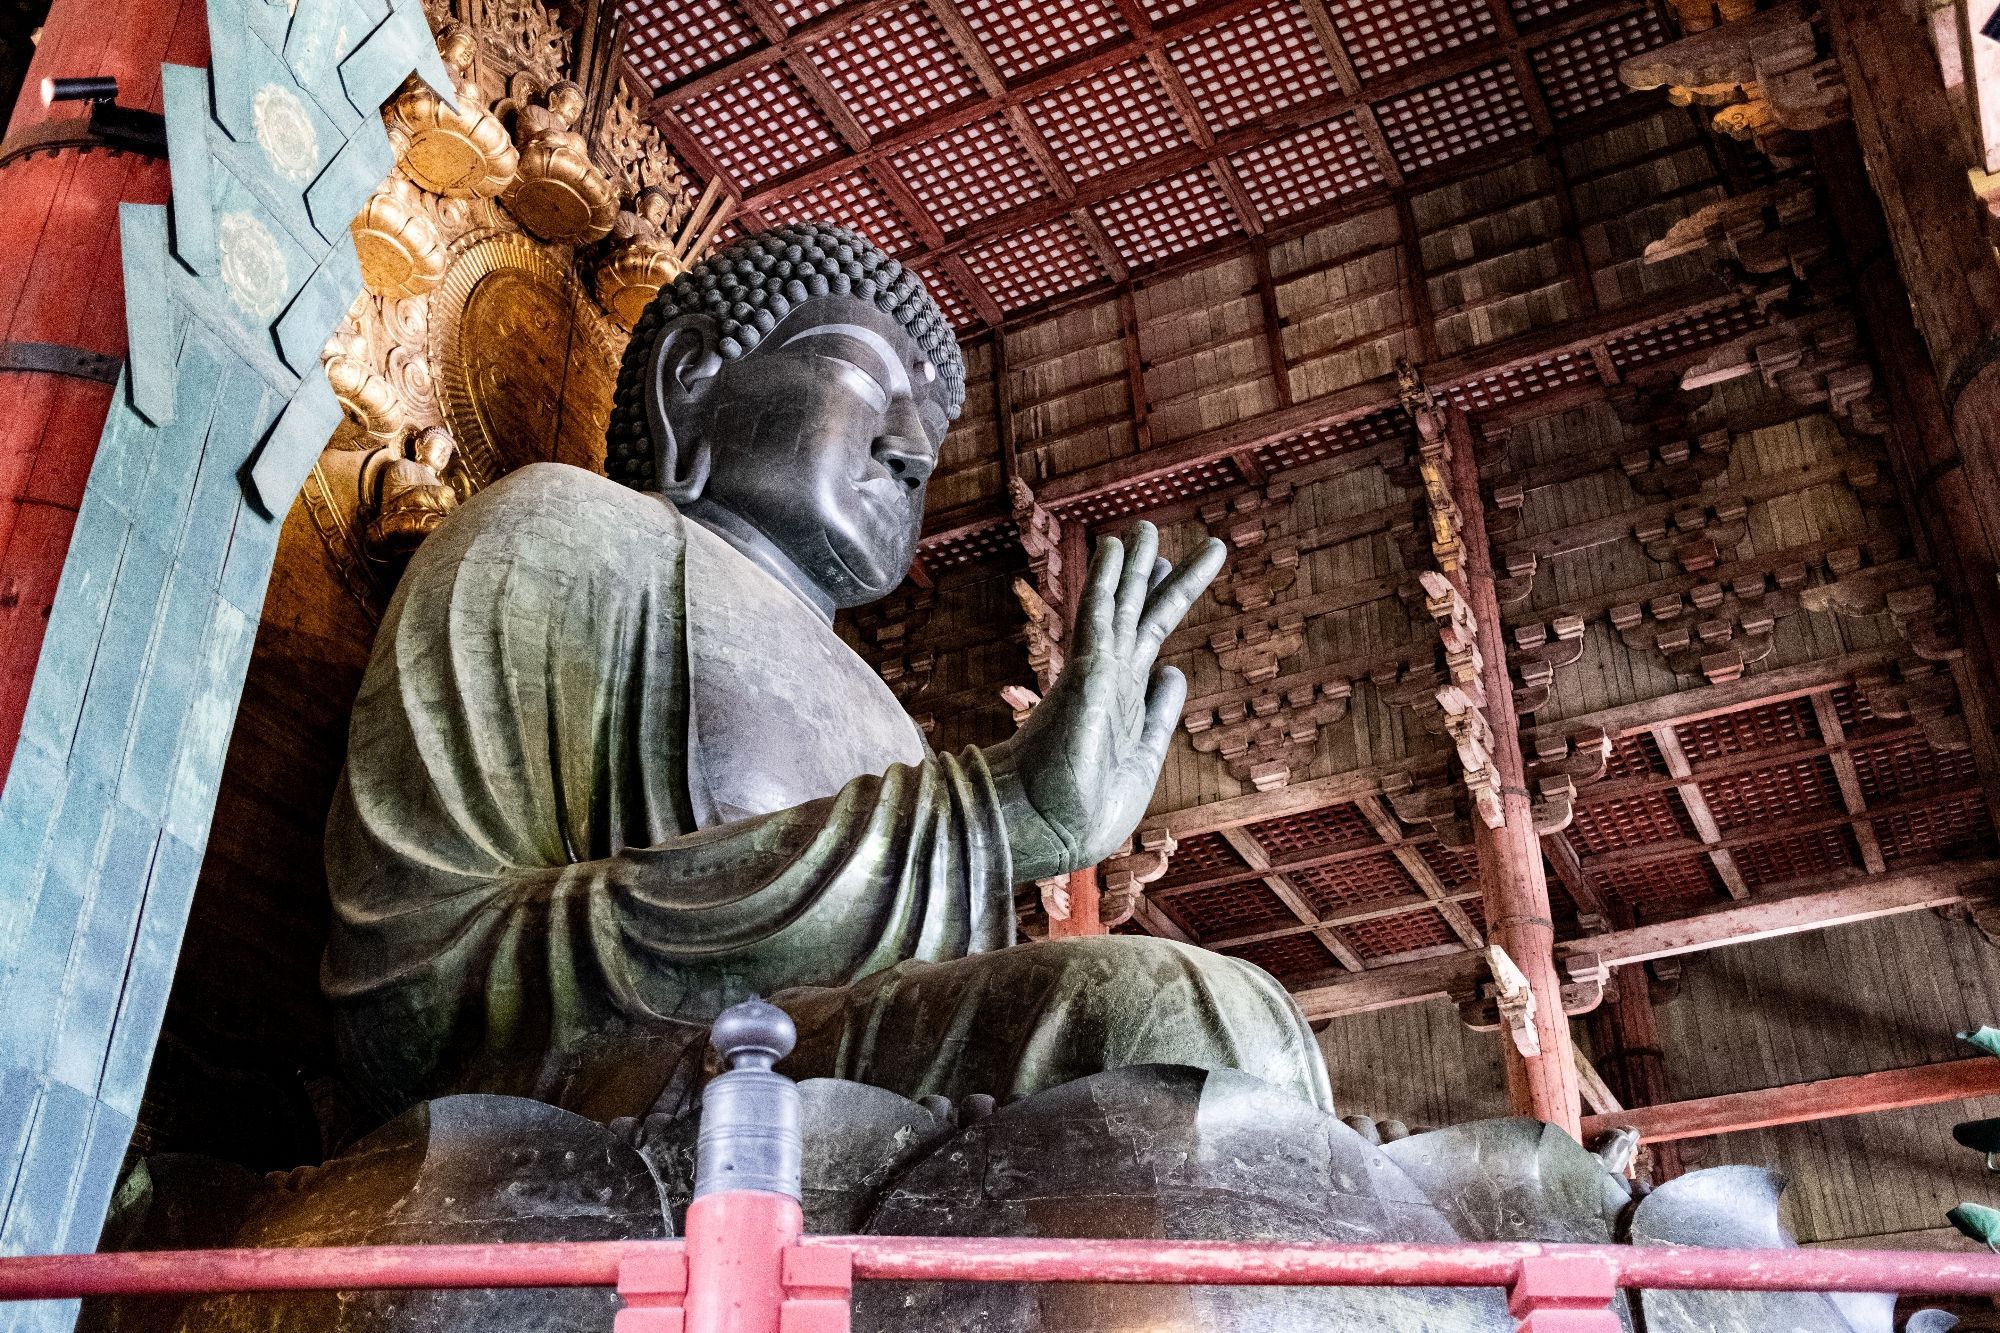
[1657,910,2000,1244]
[929,337,1002,514]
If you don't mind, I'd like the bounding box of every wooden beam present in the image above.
[1581,1056,2000,1145]
[1651,724,1751,899]
[1575,1048,1624,1117]
[1152,768,1383,839]
[1543,829,1612,927]
[1296,860,2000,1019]
[1812,690,1888,874]
[1220,825,1366,971]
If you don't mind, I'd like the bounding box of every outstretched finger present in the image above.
[1139,664,1188,767]
[1137,537,1227,657]
[1113,521,1158,653]
[1071,533,1124,661]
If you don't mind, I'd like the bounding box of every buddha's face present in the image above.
[653,295,949,608]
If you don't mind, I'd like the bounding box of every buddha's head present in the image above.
[635,185,675,228]
[605,222,964,613]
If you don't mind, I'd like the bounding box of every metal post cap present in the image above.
[693,997,803,1201]
[709,996,796,1071]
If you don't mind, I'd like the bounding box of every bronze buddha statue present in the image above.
[322,221,1331,1126]
[89,225,1899,1333]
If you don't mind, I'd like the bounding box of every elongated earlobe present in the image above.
[643,315,725,504]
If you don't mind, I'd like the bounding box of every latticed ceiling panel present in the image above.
[962,217,1104,312]
[888,116,1052,234]
[1696,756,1840,832]
[958,0,1128,79]
[1529,9,1670,122]
[1874,795,1997,863]
[678,63,845,190]
[1253,409,1414,473]
[1288,853,1417,912]
[1671,697,1819,763]
[1164,876,1298,937]
[619,0,758,88]
[1589,854,1721,914]
[1230,115,1386,223]
[1606,299,1765,374]
[1048,457,1240,525]
[915,262,980,328]
[1374,63,1536,175]
[921,519,1018,567]
[770,0,844,25]
[1167,0,1338,133]
[1444,351,1596,412]
[1224,932,1342,982]
[1418,840,1480,889]
[1850,735,1982,804]
[1732,827,1855,889]
[1028,60,1193,183]
[1828,683,1880,734]
[1325,0,1497,82]
[1246,801,1381,855]
[1569,789,1688,855]
[809,2,982,137]
[762,169,918,253]
[1343,908,1459,959]
[1157,830,1249,885]
[1094,168,1240,269]
[1602,732,1663,780]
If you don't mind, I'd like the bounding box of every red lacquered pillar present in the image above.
[0,0,208,774]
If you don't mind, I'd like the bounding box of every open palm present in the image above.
[988,521,1226,884]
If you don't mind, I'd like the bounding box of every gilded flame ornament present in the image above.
[504,79,617,246]
[391,24,518,198]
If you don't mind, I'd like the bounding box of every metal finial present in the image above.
[709,995,795,1072]
[693,997,803,1201]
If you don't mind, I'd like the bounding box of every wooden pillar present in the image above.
[1448,411,1583,1137]
[1820,0,2000,618]
[0,0,207,778]
[1588,963,1682,1181]
[1043,506,1108,938]
[1812,123,2000,804]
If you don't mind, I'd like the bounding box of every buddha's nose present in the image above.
[873,400,937,491]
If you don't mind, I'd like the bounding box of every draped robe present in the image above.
[324,463,1331,1121]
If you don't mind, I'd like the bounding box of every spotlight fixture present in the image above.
[35,75,166,157]
[40,75,120,105]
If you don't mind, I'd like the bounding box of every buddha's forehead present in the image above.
[755,295,947,411]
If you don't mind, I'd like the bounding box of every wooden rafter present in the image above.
[1581,1056,2000,1145]
[1294,860,2000,1020]
[1651,724,1751,900]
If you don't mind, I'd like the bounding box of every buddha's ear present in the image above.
[643,313,725,504]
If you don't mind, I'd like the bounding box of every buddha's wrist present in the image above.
[981,740,1080,884]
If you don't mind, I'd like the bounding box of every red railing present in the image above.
[7,1198,2000,1333]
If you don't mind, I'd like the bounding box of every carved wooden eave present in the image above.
[1619,0,1850,169]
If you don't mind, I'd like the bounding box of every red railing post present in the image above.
[1509,1253,1622,1332]
[778,1245,853,1333]
[616,1248,689,1333]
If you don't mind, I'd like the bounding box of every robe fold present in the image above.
[325,463,1331,1122]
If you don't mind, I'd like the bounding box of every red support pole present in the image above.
[1509,1254,1622,1332]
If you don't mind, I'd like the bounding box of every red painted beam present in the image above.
[1582,1057,2000,1145]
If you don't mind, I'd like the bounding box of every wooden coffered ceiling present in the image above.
[621,0,1669,328]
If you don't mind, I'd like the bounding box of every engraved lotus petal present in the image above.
[506,139,618,245]
[393,83,519,198]
[352,184,448,300]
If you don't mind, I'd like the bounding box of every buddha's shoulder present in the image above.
[443,463,681,549]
